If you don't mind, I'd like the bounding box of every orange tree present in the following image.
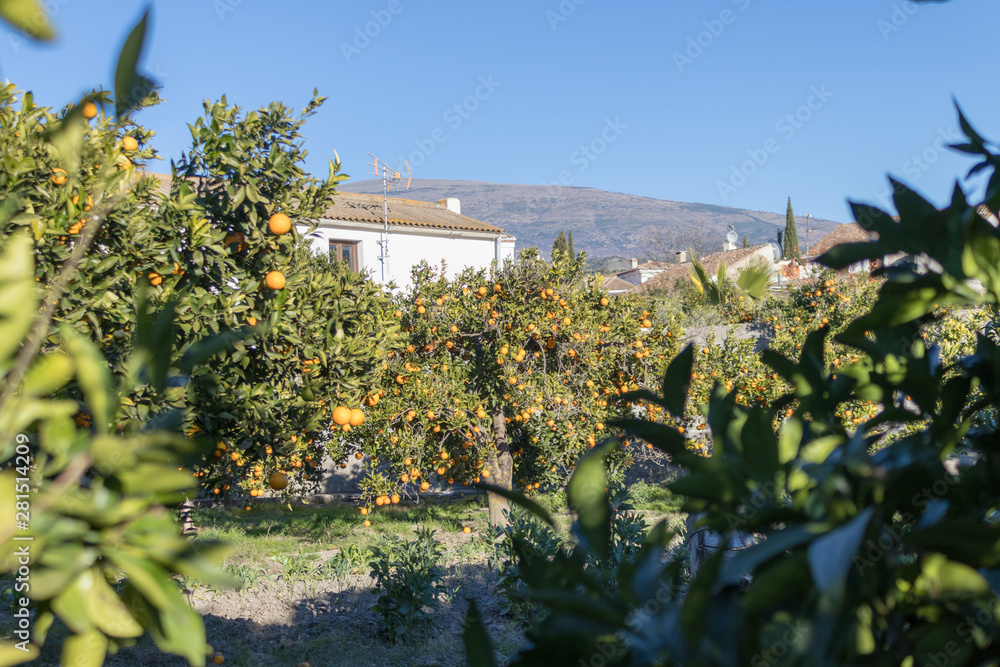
[651,268,887,440]
[0,84,396,500]
[355,250,681,525]
[166,96,397,498]
[0,9,236,665]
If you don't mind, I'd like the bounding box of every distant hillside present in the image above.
[343,178,841,261]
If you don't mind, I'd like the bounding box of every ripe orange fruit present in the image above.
[51,168,67,185]
[265,270,286,290]
[420,481,430,491]
[223,232,246,251]
[268,472,288,490]
[391,494,400,504]
[349,409,365,427]
[268,212,292,235]
[122,136,139,151]
[213,655,225,665]
[82,101,97,119]
[332,406,352,425]
[363,520,371,527]
[148,272,163,286]
[463,526,471,534]
[375,496,384,506]
[247,316,258,326]
[599,297,609,306]
[71,194,93,211]
[354,452,363,460]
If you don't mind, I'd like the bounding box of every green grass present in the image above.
[626,480,685,514]
[3,492,684,666]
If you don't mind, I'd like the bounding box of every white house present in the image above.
[146,173,515,291]
[303,192,515,290]
[614,259,674,286]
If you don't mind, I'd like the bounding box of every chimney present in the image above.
[437,198,461,215]
[630,258,638,269]
[674,250,689,264]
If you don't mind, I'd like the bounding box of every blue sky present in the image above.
[1,0,998,226]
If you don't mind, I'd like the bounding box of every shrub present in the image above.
[368,527,445,642]
[490,506,563,620]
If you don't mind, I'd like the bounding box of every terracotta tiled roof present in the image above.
[327,192,502,233]
[142,172,503,234]
[807,223,877,257]
[633,244,773,294]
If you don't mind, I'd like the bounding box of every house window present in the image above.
[329,240,359,272]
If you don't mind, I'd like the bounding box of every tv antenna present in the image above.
[367,153,411,283]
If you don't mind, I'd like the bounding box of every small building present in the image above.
[601,275,636,296]
[614,259,674,286]
[305,192,515,290]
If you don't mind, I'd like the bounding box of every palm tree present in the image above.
[689,253,774,306]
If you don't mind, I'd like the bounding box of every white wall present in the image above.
[301,220,510,291]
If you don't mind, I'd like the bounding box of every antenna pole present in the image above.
[805,213,812,255]
[367,154,411,284]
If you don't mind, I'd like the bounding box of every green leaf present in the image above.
[0,232,37,364]
[113,8,155,119]
[740,408,781,483]
[51,570,96,634]
[662,344,694,419]
[566,440,614,561]
[807,507,874,594]
[84,568,144,638]
[48,103,88,177]
[62,328,115,435]
[0,0,55,40]
[21,351,74,397]
[715,523,827,590]
[474,482,555,528]
[133,291,177,394]
[60,629,107,667]
[0,641,40,665]
[462,598,498,667]
[181,329,247,374]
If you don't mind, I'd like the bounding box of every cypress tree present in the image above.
[784,197,800,260]
[741,236,750,248]
[567,231,575,260]
[552,230,568,261]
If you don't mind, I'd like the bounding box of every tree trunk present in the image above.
[487,408,513,528]
[180,497,196,537]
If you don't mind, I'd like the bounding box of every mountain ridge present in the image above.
[343,178,842,261]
